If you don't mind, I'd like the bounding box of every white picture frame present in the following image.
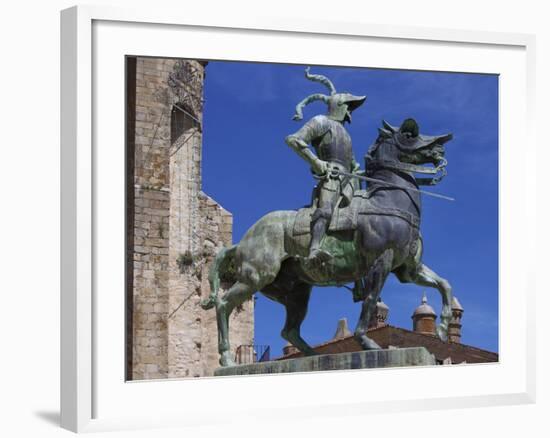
[60,5,536,433]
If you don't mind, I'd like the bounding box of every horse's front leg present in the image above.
[216,281,255,367]
[354,249,393,350]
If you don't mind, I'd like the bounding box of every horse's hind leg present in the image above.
[397,263,452,342]
[416,264,452,342]
[216,281,254,367]
[281,283,316,356]
[354,249,394,350]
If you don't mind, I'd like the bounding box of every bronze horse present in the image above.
[202,119,453,366]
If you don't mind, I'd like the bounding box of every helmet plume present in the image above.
[304,67,336,95]
[292,93,329,121]
[291,67,338,120]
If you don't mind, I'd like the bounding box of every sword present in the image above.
[332,169,455,202]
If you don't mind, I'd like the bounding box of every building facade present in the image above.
[126,57,254,380]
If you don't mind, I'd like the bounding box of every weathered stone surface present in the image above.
[129,57,254,380]
[214,347,435,376]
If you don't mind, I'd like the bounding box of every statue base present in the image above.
[214,347,435,376]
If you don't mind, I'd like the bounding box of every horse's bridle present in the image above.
[366,157,448,186]
[365,132,448,186]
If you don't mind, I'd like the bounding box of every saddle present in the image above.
[292,190,420,236]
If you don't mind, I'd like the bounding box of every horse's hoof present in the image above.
[219,353,237,367]
[357,335,382,350]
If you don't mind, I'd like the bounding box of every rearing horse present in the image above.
[202,119,453,367]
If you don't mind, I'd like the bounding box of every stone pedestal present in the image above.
[214,347,435,376]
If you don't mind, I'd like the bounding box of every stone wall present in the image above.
[127,57,254,380]
[130,57,174,380]
[131,186,171,379]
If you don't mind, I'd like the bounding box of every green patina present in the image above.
[199,67,455,368]
[312,234,364,285]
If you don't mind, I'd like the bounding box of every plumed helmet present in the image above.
[292,67,366,123]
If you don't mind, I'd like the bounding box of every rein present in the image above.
[335,169,455,202]
[366,158,448,186]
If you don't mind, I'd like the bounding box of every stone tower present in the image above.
[412,292,437,336]
[368,298,390,329]
[448,296,464,343]
[126,57,254,380]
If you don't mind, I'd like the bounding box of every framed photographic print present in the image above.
[61,5,535,433]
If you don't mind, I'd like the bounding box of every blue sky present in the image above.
[201,61,499,357]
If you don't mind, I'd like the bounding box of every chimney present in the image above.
[368,297,390,329]
[333,318,352,340]
[235,345,255,364]
[412,292,437,336]
[448,296,464,343]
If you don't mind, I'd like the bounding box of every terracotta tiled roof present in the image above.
[277,324,498,364]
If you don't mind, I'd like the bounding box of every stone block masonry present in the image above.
[131,185,171,379]
[214,347,436,376]
[127,57,254,380]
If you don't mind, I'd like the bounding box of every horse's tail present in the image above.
[200,245,237,310]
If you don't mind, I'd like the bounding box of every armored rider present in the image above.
[285,67,366,268]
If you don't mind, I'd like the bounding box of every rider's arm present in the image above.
[285,115,329,176]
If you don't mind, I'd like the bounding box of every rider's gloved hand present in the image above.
[312,159,329,177]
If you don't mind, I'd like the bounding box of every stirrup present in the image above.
[307,248,332,264]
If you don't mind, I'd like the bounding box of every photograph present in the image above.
[125,57,499,380]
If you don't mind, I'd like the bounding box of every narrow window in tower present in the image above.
[171,103,198,145]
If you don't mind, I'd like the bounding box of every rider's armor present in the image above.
[285,68,366,268]
[291,113,356,209]
[307,115,354,169]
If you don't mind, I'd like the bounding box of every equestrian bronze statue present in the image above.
[201,68,454,367]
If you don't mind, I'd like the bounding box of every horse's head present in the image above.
[365,118,453,185]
